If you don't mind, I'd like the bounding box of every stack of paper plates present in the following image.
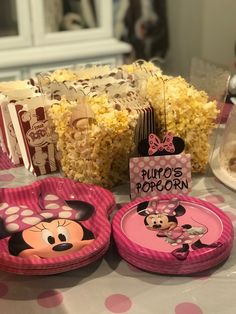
[0,177,115,275]
[112,195,233,275]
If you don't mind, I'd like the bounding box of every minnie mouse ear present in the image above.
[65,200,95,220]
[0,219,10,239]
[137,197,160,216]
[38,193,95,221]
[137,201,150,216]
[137,139,149,156]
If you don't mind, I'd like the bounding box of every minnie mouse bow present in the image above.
[138,132,185,156]
[0,194,94,234]
[144,197,180,215]
[148,132,175,155]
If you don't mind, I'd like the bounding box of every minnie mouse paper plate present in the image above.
[112,195,234,275]
[0,177,115,275]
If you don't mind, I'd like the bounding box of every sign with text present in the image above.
[129,154,191,199]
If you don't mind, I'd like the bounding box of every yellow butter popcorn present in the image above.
[46,60,218,177]
[145,74,218,172]
[121,61,162,75]
[48,95,139,187]
[49,69,78,82]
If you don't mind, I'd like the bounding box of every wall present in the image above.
[201,0,236,74]
[166,0,236,78]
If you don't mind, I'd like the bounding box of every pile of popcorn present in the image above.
[48,93,143,187]
[145,74,218,172]
[40,61,218,186]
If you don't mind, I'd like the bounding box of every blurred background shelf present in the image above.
[0,0,131,81]
[0,0,235,82]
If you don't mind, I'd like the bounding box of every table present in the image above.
[0,163,235,314]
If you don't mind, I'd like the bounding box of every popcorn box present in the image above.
[36,66,157,187]
[0,91,33,165]
[0,99,20,163]
[48,92,156,188]
[0,84,40,163]
[0,80,34,92]
[33,60,219,182]
[37,70,136,102]
[8,96,59,176]
[0,105,8,153]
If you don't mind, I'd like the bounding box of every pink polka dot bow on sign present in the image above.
[148,132,175,155]
[144,196,180,216]
[0,194,83,234]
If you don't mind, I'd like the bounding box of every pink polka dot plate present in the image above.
[112,195,234,275]
[0,177,115,275]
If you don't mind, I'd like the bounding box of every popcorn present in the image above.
[48,95,139,187]
[44,60,218,182]
[48,69,78,82]
[38,66,114,89]
[121,61,162,76]
[144,74,218,172]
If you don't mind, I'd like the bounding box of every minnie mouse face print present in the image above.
[8,217,94,259]
[137,197,223,260]
[0,193,95,259]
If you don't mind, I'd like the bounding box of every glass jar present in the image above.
[219,105,236,180]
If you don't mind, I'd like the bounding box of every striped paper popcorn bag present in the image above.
[0,83,40,163]
[0,99,21,163]
[0,80,37,90]
[0,91,36,165]
[8,95,59,176]
[0,104,8,154]
[36,69,79,97]
[44,81,79,101]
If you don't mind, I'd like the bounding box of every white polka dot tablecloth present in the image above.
[0,165,236,314]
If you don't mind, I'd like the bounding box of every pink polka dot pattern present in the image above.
[175,302,203,314]
[0,174,15,182]
[0,282,8,298]
[7,223,20,232]
[138,161,144,168]
[21,210,34,216]
[44,194,59,201]
[37,290,63,308]
[105,294,132,313]
[5,214,19,223]
[0,203,8,211]
[45,203,60,209]
[0,194,80,233]
[204,194,225,204]
[129,154,191,199]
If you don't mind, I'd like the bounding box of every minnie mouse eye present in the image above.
[48,236,55,244]
[42,229,55,245]
[57,226,70,242]
[58,234,66,241]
